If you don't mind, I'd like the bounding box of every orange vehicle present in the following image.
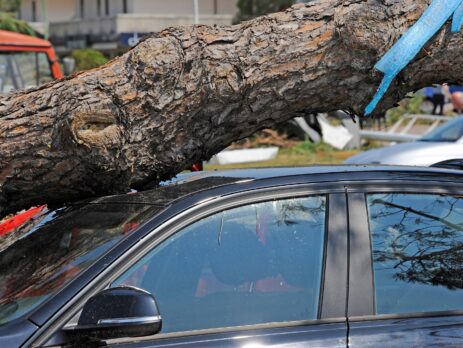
[0,29,62,93]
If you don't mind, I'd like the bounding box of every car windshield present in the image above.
[419,117,463,142]
[0,51,53,93]
[0,203,157,326]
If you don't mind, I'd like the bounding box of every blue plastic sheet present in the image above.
[365,0,463,115]
[452,2,463,33]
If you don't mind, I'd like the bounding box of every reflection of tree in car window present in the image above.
[367,193,463,315]
[0,204,156,325]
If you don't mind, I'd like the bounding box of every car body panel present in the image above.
[111,322,347,348]
[16,170,463,327]
[349,315,463,347]
[0,320,37,348]
[347,192,375,317]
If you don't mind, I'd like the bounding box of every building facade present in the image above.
[19,0,238,54]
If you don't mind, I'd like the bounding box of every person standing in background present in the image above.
[431,85,446,115]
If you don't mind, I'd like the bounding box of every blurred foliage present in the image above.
[290,140,334,156]
[386,92,424,125]
[71,49,109,72]
[0,12,37,36]
[0,0,20,13]
[235,0,295,23]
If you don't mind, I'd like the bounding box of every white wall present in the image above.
[81,0,99,19]
[20,0,237,22]
[108,0,131,16]
[20,0,76,22]
[216,0,238,15]
[132,0,237,16]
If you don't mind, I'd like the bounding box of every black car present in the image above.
[1,166,463,347]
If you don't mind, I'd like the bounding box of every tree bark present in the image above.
[0,0,461,214]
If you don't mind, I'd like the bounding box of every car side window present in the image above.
[112,196,327,333]
[367,193,463,315]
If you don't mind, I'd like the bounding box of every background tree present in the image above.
[0,0,20,13]
[71,49,109,72]
[0,12,37,36]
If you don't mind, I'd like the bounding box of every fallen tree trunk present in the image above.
[0,0,461,214]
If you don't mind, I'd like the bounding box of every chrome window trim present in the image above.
[104,317,347,345]
[349,310,463,322]
[97,315,161,325]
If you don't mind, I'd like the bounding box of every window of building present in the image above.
[79,0,84,18]
[367,193,463,315]
[97,0,101,16]
[32,0,37,22]
[122,0,127,14]
[105,0,109,16]
[112,196,327,333]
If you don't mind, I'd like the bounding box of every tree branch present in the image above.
[0,0,461,214]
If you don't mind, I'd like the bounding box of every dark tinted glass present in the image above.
[113,196,326,333]
[0,203,156,325]
[367,193,463,315]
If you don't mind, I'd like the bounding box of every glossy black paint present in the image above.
[347,192,374,317]
[2,165,463,347]
[112,322,347,348]
[78,287,160,326]
[66,287,161,341]
[349,315,463,347]
[0,320,37,347]
[321,193,348,319]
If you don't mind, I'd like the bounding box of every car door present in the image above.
[36,188,348,348]
[347,184,463,347]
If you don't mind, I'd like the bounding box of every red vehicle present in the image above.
[0,205,47,238]
[0,30,64,235]
[0,30,62,93]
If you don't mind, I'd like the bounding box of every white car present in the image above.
[345,117,463,165]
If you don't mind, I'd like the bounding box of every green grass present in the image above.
[386,92,424,125]
[205,141,359,170]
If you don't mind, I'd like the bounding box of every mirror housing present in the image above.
[64,286,162,341]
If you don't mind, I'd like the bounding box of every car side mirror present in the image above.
[64,286,162,341]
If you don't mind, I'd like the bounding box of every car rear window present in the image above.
[0,203,157,326]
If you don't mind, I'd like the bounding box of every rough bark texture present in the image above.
[0,0,460,214]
